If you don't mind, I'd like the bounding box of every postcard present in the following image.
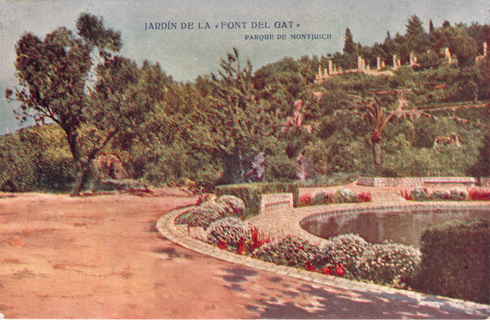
[0,0,489,318]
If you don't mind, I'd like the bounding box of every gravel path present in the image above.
[0,189,488,318]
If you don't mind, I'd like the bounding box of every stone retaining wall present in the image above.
[357,177,478,187]
[260,193,293,213]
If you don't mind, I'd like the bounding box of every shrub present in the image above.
[248,225,274,253]
[215,183,299,216]
[468,188,490,201]
[175,201,225,229]
[356,242,421,287]
[410,188,430,201]
[398,189,412,200]
[174,210,193,225]
[429,189,450,201]
[311,189,331,204]
[449,188,468,201]
[196,194,212,205]
[216,195,246,218]
[331,188,358,203]
[357,191,372,202]
[317,234,368,273]
[299,193,312,206]
[410,218,490,304]
[206,217,247,249]
[252,235,319,268]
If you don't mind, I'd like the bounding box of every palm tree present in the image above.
[357,95,434,168]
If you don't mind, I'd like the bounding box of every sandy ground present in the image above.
[0,188,486,319]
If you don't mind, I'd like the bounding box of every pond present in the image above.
[300,208,490,247]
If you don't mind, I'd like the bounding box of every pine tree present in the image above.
[405,15,429,53]
[343,28,357,56]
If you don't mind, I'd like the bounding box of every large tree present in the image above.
[197,48,281,184]
[342,28,358,69]
[6,13,144,195]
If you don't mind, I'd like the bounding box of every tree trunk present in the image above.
[223,151,244,185]
[372,141,382,167]
[66,127,119,196]
[71,161,91,196]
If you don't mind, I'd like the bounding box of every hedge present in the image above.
[409,218,490,304]
[215,182,299,216]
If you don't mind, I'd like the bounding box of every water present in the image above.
[301,209,490,247]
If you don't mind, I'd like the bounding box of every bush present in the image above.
[399,189,412,200]
[317,234,368,273]
[449,188,468,201]
[206,217,247,249]
[311,189,331,204]
[252,235,319,268]
[174,201,225,229]
[216,195,246,218]
[468,188,490,201]
[299,193,312,206]
[410,218,490,304]
[331,188,358,203]
[0,125,76,192]
[356,243,421,287]
[410,188,430,201]
[215,182,299,216]
[357,191,372,202]
[429,189,450,201]
[174,210,193,225]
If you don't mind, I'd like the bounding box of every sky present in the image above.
[0,0,489,134]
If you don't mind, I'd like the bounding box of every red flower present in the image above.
[321,266,334,275]
[237,238,246,255]
[305,261,317,272]
[218,241,227,250]
[335,262,345,277]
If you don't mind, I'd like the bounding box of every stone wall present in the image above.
[357,177,478,187]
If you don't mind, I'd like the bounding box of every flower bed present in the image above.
[204,223,420,288]
[398,187,490,201]
[299,188,372,206]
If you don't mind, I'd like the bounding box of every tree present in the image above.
[430,24,478,66]
[343,28,357,56]
[405,15,429,54]
[356,96,435,168]
[342,28,358,69]
[5,13,143,195]
[198,48,281,184]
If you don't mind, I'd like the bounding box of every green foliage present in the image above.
[410,188,430,201]
[311,189,331,204]
[216,195,246,218]
[356,242,421,286]
[252,235,320,268]
[404,15,429,54]
[5,13,149,195]
[215,183,299,216]
[0,125,76,192]
[3,15,490,193]
[410,218,490,304]
[331,188,358,203]
[206,217,247,249]
[429,189,450,200]
[175,201,224,229]
[265,154,299,183]
[450,188,469,200]
[318,234,368,271]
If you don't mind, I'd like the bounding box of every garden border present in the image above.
[157,201,490,317]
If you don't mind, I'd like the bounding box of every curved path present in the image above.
[0,188,488,318]
[158,194,490,319]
